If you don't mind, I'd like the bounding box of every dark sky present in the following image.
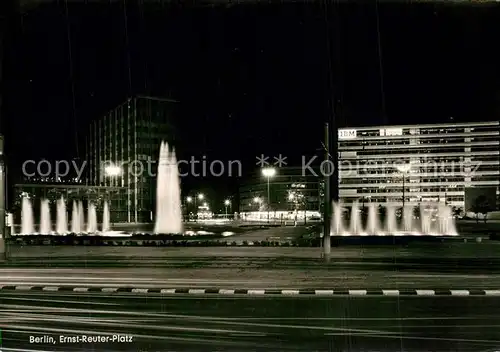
[3,2,500,184]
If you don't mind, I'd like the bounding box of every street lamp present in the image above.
[261,167,276,223]
[224,199,231,217]
[395,164,411,208]
[103,164,123,221]
[185,196,193,220]
[104,165,122,177]
[192,193,204,222]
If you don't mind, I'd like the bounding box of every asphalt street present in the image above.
[4,244,500,274]
[1,268,499,290]
[9,243,500,259]
[1,291,499,351]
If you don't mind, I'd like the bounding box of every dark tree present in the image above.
[471,195,494,223]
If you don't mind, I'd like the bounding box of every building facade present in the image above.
[238,166,322,213]
[338,121,500,210]
[86,96,178,222]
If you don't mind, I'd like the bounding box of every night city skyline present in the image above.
[2,3,500,351]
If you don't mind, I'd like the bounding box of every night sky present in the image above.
[3,2,500,196]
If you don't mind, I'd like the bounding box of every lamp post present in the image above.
[186,196,193,220]
[395,164,411,208]
[261,167,276,223]
[224,199,231,218]
[104,164,123,222]
[194,193,204,222]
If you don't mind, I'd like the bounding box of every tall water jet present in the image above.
[71,201,81,233]
[443,205,458,236]
[349,201,362,234]
[78,201,85,232]
[21,197,34,234]
[39,199,51,234]
[437,203,457,236]
[86,203,97,233]
[366,203,379,234]
[56,197,68,234]
[420,204,432,234]
[102,201,110,232]
[331,202,345,235]
[154,141,183,234]
[403,206,413,233]
[385,205,397,234]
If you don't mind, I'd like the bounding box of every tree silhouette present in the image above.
[471,195,494,223]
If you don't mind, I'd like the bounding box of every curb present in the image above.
[10,238,303,247]
[1,286,499,296]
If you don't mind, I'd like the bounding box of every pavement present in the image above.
[1,290,500,351]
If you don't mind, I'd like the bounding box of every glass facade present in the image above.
[338,121,500,210]
[85,96,178,222]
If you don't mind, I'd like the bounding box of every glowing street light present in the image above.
[261,167,276,223]
[253,197,261,204]
[104,165,122,177]
[224,199,231,216]
[190,193,204,222]
[261,167,276,178]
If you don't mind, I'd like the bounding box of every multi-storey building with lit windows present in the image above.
[85,96,178,222]
[238,166,323,213]
[338,121,500,211]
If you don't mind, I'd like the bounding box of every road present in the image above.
[8,242,500,259]
[1,267,500,290]
[1,291,499,351]
[4,244,500,274]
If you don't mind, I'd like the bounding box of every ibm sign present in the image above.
[338,129,357,140]
[380,128,403,136]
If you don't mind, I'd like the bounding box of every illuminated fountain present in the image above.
[18,198,114,235]
[154,141,183,234]
[71,200,81,233]
[39,199,51,234]
[56,197,68,234]
[86,203,97,233]
[331,201,457,236]
[21,197,34,234]
[78,201,85,231]
[102,201,110,232]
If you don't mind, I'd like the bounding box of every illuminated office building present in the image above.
[337,121,500,210]
[86,96,178,222]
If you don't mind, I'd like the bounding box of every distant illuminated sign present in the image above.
[380,128,403,136]
[338,129,357,140]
